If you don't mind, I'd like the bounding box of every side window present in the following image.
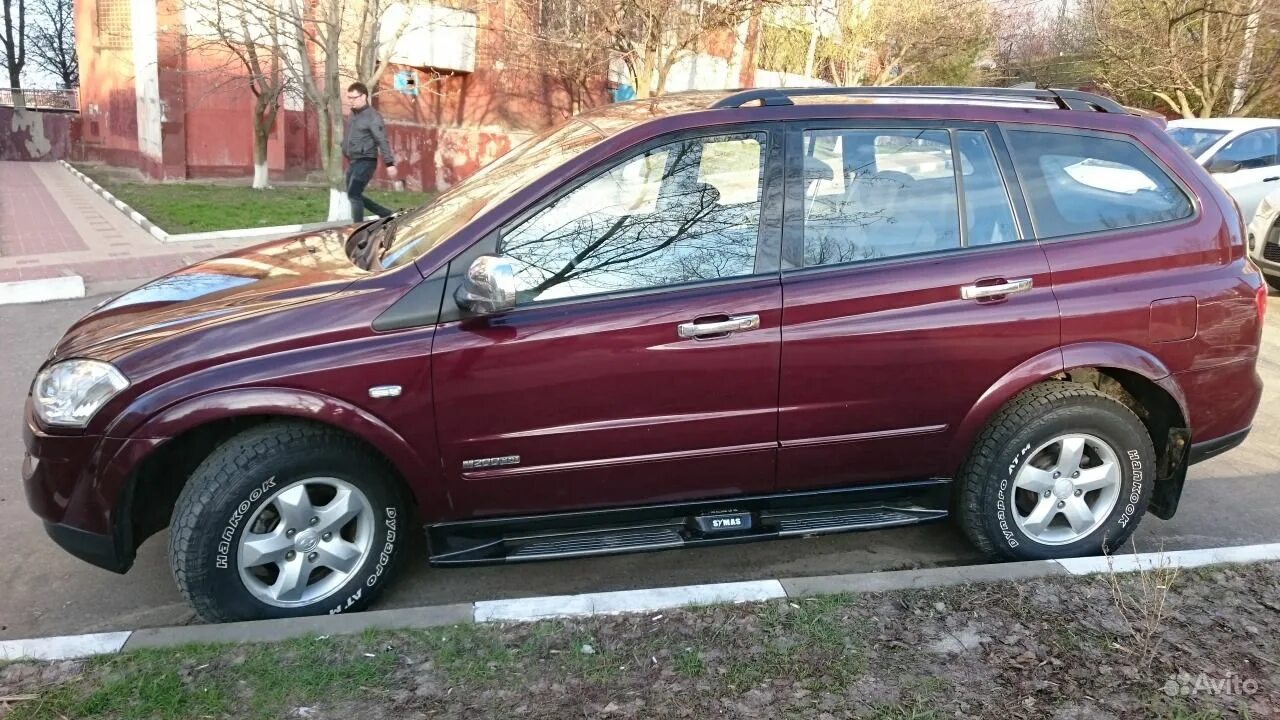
[1212,129,1279,170]
[956,130,1018,246]
[802,129,961,267]
[1006,130,1193,238]
[499,133,765,304]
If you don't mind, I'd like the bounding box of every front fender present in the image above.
[107,387,448,517]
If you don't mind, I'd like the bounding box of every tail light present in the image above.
[1258,284,1268,322]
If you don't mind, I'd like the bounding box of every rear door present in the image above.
[776,121,1061,490]
[432,127,786,518]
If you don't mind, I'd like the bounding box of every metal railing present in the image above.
[0,88,79,112]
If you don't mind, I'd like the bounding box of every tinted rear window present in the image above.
[1006,130,1193,238]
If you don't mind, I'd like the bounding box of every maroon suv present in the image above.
[24,87,1264,622]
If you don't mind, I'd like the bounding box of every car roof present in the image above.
[1168,117,1280,132]
[572,86,1161,141]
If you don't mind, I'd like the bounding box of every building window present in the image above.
[96,0,132,48]
[538,0,587,40]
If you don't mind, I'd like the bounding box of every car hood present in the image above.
[50,227,369,363]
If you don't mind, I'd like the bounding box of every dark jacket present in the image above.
[343,106,396,166]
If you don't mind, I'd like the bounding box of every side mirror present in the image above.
[454,255,516,314]
[1207,158,1243,174]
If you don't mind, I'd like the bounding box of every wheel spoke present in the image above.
[270,558,310,602]
[1062,496,1096,534]
[1056,437,1086,476]
[315,539,362,574]
[239,528,292,569]
[1015,466,1056,494]
[273,484,316,530]
[315,486,361,535]
[1075,462,1118,493]
[1021,497,1058,536]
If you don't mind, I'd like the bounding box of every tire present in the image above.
[169,421,411,623]
[956,381,1155,561]
[1265,274,1280,294]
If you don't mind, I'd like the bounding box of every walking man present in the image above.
[343,82,398,222]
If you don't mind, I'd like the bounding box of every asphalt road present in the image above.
[2,293,1278,640]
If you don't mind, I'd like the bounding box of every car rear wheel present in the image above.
[169,421,410,622]
[957,381,1155,561]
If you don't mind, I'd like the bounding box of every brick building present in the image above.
[72,0,776,192]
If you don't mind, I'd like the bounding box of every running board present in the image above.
[427,482,951,566]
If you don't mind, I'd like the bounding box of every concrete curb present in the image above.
[4,541,1279,662]
[57,161,351,244]
[0,274,85,305]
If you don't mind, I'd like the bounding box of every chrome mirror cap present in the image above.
[455,255,517,314]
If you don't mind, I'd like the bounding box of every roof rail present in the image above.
[708,86,1130,114]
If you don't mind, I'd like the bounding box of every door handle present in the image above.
[678,314,760,339]
[960,278,1034,300]
[1264,176,1280,182]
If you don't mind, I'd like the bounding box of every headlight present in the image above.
[32,360,130,428]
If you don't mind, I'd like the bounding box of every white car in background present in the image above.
[1249,187,1280,292]
[1167,118,1280,223]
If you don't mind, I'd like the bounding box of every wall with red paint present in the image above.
[74,0,141,167]
[0,109,76,161]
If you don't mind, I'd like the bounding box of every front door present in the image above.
[432,128,785,518]
[1208,127,1280,221]
[776,122,1062,490]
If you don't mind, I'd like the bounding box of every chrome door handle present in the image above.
[678,314,760,338]
[960,278,1033,300]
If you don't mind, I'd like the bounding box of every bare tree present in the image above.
[187,0,287,188]
[244,0,425,218]
[820,0,994,87]
[1083,0,1280,117]
[986,0,1096,88]
[26,0,75,88]
[508,0,611,114]
[1,0,24,100]
[605,0,760,98]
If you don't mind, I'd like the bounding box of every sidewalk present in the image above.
[0,161,253,288]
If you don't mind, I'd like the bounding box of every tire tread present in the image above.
[956,381,1150,560]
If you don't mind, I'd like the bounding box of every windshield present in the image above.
[378,119,606,269]
[1167,127,1229,159]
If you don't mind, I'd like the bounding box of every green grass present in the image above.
[74,165,433,234]
[8,638,397,720]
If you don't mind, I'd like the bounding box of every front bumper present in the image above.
[22,402,134,573]
[1247,204,1280,275]
[42,520,132,573]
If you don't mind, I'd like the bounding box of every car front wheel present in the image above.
[169,421,410,622]
[957,381,1155,561]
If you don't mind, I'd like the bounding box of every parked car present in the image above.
[1248,186,1280,292]
[24,87,1264,622]
[1167,118,1280,222]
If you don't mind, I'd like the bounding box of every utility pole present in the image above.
[1230,0,1259,115]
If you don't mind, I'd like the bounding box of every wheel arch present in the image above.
[951,343,1191,518]
[106,388,447,556]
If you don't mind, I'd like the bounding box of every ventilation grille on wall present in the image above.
[96,0,133,48]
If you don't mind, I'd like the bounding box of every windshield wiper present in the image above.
[349,213,399,270]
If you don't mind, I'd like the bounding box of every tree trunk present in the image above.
[252,125,270,189]
[804,19,819,78]
[7,67,22,108]
[320,100,349,222]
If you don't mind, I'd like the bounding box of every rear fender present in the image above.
[947,342,1189,473]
